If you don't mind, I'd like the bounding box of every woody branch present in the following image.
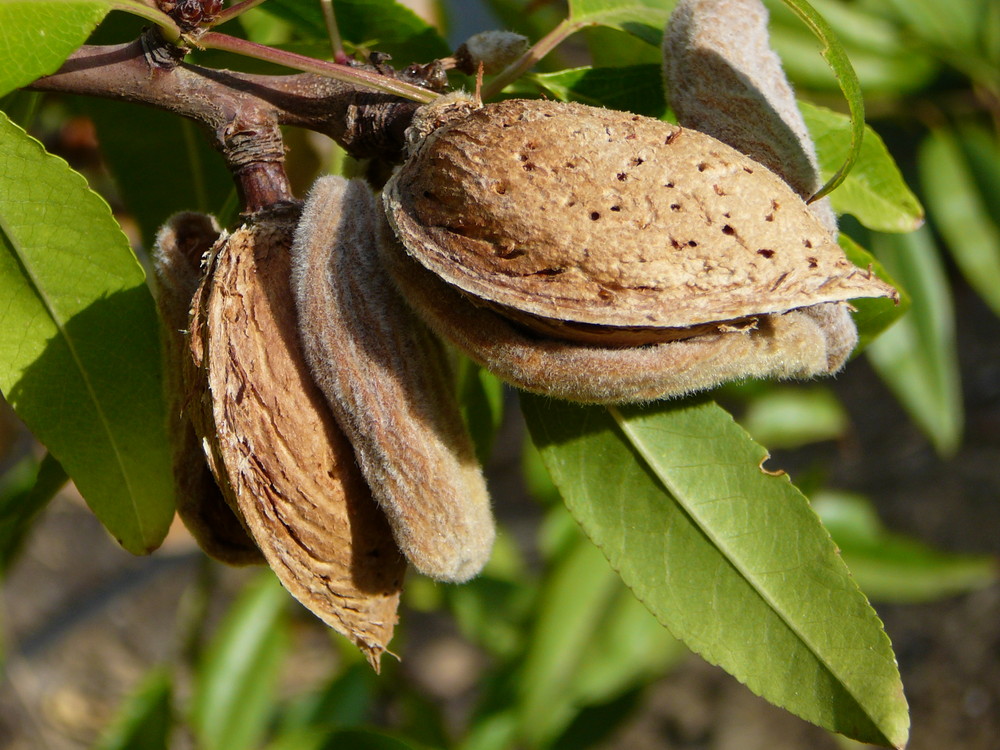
[30,27,423,211]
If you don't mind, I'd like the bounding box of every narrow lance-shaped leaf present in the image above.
[94,667,173,750]
[0,452,67,573]
[801,101,924,233]
[567,0,670,47]
[518,530,622,746]
[764,0,939,94]
[522,394,909,748]
[838,233,909,352]
[192,573,290,750]
[813,490,997,604]
[0,0,111,96]
[866,227,963,456]
[519,515,684,746]
[919,127,1000,319]
[779,0,865,200]
[261,0,450,60]
[0,113,174,554]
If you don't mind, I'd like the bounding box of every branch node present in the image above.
[141,26,187,70]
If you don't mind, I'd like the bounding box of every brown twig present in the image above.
[30,28,423,211]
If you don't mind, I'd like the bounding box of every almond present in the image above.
[186,206,405,667]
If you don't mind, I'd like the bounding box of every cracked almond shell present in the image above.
[186,208,405,667]
[152,212,263,566]
[383,99,897,337]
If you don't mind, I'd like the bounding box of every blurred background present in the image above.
[1,0,998,748]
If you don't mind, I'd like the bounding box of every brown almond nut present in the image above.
[186,206,405,667]
[152,212,262,566]
[291,177,494,583]
[383,98,894,335]
[377,97,896,402]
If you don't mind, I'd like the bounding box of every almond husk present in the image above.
[663,0,835,233]
[152,212,262,566]
[378,215,858,404]
[383,99,896,333]
[292,177,494,583]
[186,206,404,667]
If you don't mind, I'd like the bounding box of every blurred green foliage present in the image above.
[2,0,998,748]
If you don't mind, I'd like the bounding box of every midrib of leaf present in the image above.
[606,404,874,720]
[0,217,148,542]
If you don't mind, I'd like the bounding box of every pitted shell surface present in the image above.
[384,99,896,331]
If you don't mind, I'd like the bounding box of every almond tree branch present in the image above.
[29,28,423,211]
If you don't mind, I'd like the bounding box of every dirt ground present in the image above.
[0,278,997,750]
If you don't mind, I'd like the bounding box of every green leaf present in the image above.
[919,127,1000,318]
[191,572,290,750]
[261,0,450,61]
[0,0,111,97]
[958,125,1000,222]
[765,0,938,93]
[268,728,429,750]
[567,0,670,47]
[275,662,377,734]
[740,386,848,449]
[872,0,981,57]
[0,452,67,574]
[866,227,963,456]
[521,394,909,748]
[265,729,330,750]
[801,101,924,232]
[446,546,535,659]
[571,570,685,707]
[456,357,504,467]
[0,113,174,554]
[321,730,426,750]
[814,490,997,603]
[584,26,663,67]
[458,711,520,750]
[517,530,623,745]
[518,508,684,747]
[778,0,865,200]
[838,233,910,352]
[94,667,173,750]
[528,64,666,118]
